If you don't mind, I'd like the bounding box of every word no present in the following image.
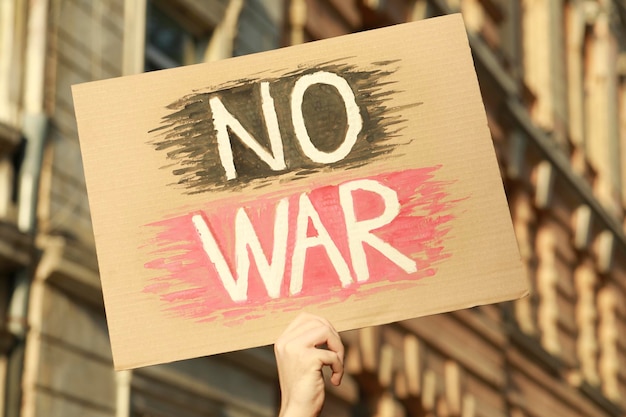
[210,71,362,180]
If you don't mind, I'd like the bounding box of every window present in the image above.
[144,0,211,71]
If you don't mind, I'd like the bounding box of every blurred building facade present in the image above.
[0,0,625,416]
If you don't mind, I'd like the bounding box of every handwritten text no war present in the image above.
[145,66,456,321]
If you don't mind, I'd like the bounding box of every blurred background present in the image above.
[0,0,625,416]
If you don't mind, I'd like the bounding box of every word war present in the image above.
[144,167,458,323]
[192,178,415,301]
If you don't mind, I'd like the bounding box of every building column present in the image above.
[583,0,622,217]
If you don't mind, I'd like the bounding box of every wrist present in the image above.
[279,398,322,417]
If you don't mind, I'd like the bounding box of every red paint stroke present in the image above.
[143,166,463,325]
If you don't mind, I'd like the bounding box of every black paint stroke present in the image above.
[148,60,422,193]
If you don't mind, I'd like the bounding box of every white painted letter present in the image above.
[192,198,289,302]
[291,71,362,164]
[339,179,417,282]
[210,81,286,180]
[192,214,247,302]
[290,193,352,295]
[235,198,289,299]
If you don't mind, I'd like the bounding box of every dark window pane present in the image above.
[145,0,187,70]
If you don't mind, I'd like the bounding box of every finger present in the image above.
[276,313,321,349]
[283,313,338,337]
[279,313,336,342]
[317,349,344,386]
[309,314,341,341]
[279,312,327,341]
[294,321,342,352]
[275,313,344,369]
[330,369,343,386]
[318,321,344,386]
[324,327,344,361]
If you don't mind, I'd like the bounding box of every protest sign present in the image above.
[73,14,528,370]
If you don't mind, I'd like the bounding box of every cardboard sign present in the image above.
[73,14,527,370]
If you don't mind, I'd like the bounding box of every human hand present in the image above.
[275,313,344,417]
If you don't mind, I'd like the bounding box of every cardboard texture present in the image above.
[72,14,528,370]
